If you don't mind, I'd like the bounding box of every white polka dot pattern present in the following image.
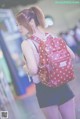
[31,33,75,87]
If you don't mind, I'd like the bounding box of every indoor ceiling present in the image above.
[0,0,41,8]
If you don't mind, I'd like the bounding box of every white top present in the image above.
[28,39,40,83]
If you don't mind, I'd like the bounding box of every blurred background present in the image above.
[0,0,80,119]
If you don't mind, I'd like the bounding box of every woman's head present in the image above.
[16,6,45,36]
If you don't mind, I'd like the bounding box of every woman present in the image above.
[16,6,76,119]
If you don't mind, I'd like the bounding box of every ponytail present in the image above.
[30,6,45,28]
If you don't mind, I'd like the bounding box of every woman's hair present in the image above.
[16,6,45,34]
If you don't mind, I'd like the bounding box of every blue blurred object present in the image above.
[0,9,33,96]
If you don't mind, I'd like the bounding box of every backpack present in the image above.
[31,33,75,87]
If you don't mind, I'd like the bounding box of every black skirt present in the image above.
[36,82,74,108]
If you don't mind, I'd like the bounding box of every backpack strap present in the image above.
[30,33,50,43]
[30,35,41,44]
[31,40,39,53]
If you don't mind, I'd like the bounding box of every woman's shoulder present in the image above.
[21,39,31,49]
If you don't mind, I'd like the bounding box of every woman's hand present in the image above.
[23,64,29,75]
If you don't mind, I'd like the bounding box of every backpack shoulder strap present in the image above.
[30,35,41,44]
[31,40,39,53]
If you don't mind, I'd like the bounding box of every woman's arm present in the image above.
[66,45,75,59]
[21,40,38,75]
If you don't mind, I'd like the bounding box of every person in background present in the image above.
[63,31,79,59]
[16,6,76,119]
[74,24,80,59]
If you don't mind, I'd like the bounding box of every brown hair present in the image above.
[16,6,45,34]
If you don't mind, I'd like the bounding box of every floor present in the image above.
[2,61,80,119]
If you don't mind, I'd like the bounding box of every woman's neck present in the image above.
[33,27,46,39]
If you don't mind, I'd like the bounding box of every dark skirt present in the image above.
[36,82,74,108]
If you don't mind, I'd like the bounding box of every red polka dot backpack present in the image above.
[31,33,75,87]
